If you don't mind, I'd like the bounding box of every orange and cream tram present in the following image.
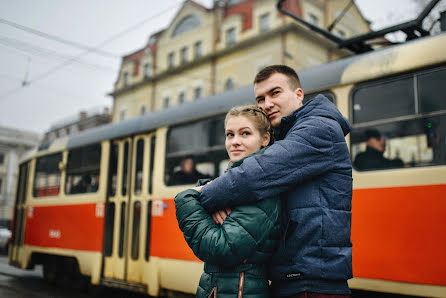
[9,32,446,297]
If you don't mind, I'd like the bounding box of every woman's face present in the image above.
[225,116,270,163]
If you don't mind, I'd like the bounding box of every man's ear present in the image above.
[295,88,304,106]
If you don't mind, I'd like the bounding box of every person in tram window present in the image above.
[354,128,404,171]
[175,105,281,298]
[195,65,353,297]
[168,156,209,185]
[71,174,91,194]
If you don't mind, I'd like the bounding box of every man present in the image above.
[354,128,404,170]
[169,157,209,185]
[196,65,352,297]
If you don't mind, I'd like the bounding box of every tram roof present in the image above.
[39,32,446,153]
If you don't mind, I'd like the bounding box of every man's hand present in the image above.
[211,208,232,225]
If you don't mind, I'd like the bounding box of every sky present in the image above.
[0,0,430,135]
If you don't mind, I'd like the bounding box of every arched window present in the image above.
[225,78,234,91]
[172,15,201,37]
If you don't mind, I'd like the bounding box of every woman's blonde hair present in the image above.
[224,105,274,146]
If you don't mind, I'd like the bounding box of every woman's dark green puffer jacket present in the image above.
[175,150,281,298]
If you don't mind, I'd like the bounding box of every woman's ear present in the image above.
[262,132,270,148]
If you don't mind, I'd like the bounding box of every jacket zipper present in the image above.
[238,271,245,298]
[208,286,217,298]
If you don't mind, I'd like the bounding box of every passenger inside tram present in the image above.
[168,157,210,185]
[354,128,404,171]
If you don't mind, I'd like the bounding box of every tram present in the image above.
[9,30,446,297]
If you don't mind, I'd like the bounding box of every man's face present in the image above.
[368,136,386,152]
[254,73,304,128]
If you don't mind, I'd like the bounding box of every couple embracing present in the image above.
[175,65,353,298]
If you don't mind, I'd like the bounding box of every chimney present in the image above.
[79,111,87,120]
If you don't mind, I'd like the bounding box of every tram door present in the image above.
[102,134,156,284]
[103,138,132,280]
[10,162,29,263]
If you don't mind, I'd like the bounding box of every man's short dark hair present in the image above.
[254,65,301,90]
[365,129,382,140]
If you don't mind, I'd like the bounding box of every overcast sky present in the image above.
[0,0,427,134]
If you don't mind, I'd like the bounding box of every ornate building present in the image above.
[110,0,371,122]
[0,126,40,222]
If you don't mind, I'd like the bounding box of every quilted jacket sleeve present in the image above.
[200,117,340,212]
[175,189,279,267]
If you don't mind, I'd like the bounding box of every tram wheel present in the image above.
[43,261,58,284]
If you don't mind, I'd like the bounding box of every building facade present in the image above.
[41,106,111,145]
[0,126,40,222]
[110,0,371,122]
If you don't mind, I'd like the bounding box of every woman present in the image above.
[175,105,281,298]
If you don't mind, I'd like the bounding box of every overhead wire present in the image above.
[0,0,183,101]
[0,35,117,72]
[0,18,119,58]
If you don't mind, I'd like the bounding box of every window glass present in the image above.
[145,201,152,261]
[123,72,129,86]
[352,76,415,123]
[131,201,141,260]
[350,66,446,171]
[163,96,170,108]
[194,87,202,100]
[168,52,174,69]
[16,163,29,205]
[172,15,201,37]
[118,202,126,258]
[181,47,188,64]
[418,68,446,113]
[148,136,156,194]
[226,28,235,46]
[104,202,115,257]
[351,115,446,170]
[260,13,270,32]
[140,105,147,115]
[194,41,202,59]
[178,92,185,104]
[66,143,101,195]
[225,78,234,91]
[109,144,118,196]
[33,153,62,197]
[122,142,129,196]
[134,139,144,194]
[165,116,228,186]
[143,63,151,78]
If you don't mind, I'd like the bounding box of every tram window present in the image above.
[351,114,446,170]
[145,201,152,261]
[303,91,335,104]
[148,137,156,194]
[351,66,446,171]
[33,153,62,197]
[134,139,144,195]
[165,116,228,186]
[122,142,129,196]
[118,202,126,258]
[352,76,414,123]
[109,144,118,196]
[66,143,101,195]
[417,68,446,113]
[131,201,141,260]
[16,163,29,205]
[104,202,115,257]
